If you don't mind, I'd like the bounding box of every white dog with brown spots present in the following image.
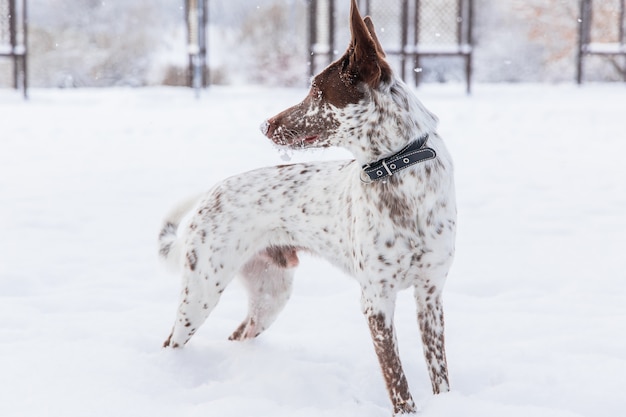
[159,0,456,414]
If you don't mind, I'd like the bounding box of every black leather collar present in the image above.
[361,133,436,183]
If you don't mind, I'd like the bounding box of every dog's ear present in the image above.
[348,0,391,87]
[363,16,386,58]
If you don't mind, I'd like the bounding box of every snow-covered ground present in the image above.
[1,84,625,417]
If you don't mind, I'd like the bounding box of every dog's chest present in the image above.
[345,171,455,282]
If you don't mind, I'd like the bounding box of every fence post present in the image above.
[185,0,208,94]
[576,0,589,84]
[1,0,27,98]
[308,0,317,78]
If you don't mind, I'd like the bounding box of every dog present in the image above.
[159,0,456,414]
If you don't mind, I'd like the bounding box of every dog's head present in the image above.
[262,0,398,155]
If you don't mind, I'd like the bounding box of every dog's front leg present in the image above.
[362,286,416,415]
[415,286,450,394]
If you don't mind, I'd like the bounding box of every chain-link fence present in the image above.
[308,0,473,92]
[0,0,11,46]
[587,0,625,43]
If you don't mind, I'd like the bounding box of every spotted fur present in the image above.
[159,1,455,414]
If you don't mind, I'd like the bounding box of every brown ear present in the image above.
[348,0,391,87]
[363,16,386,58]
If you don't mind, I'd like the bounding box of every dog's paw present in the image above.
[228,319,261,341]
[228,321,247,341]
[392,399,417,416]
[162,332,183,348]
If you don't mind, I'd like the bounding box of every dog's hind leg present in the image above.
[361,284,417,415]
[163,264,236,348]
[414,284,450,394]
[229,246,297,341]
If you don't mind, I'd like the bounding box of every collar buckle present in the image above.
[361,133,436,183]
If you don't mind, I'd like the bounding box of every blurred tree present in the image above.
[237,0,307,86]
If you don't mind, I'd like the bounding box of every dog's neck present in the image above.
[343,78,438,166]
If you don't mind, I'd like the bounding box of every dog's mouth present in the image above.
[262,119,325,148]
[296,135,329,149]
[302,135,319,145]
[272,134,322,148]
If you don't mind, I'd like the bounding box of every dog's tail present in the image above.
[158,194,202,272]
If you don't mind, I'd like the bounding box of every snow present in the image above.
[1,83,625,417]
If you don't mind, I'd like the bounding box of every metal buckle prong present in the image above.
[382,160,393,176]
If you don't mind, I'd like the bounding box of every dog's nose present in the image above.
[260,120,271,137]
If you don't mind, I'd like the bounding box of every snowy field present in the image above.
[1,83,625,417]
